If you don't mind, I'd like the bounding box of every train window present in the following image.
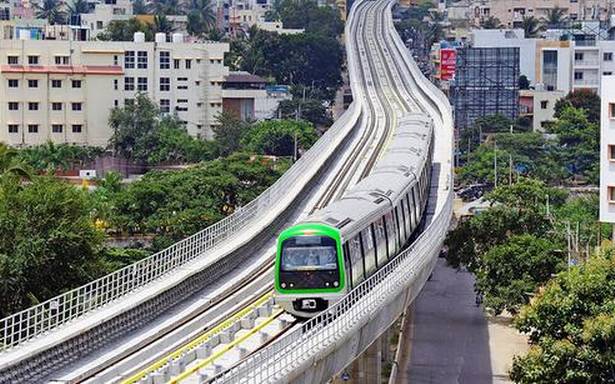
[413,187,421,223]
[374,218,388,267]
[399,203,407,242]
[406,194,416,231]
[343,242,354,288]
[394,207,402,248]
[280,236,338,272]
[349,237,364,286]
[362,227,377,276]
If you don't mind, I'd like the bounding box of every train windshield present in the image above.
[280,236,338,272]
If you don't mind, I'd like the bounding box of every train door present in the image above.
[374,218,388,267]
[343,242,354,289]
[349,236,365,287]
[361,227,377,276]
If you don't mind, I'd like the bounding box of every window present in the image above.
[8,124,18,133]
[604,52,613,61]
[160,99,170,113]
[609,186,615,202]
[160,77,170,91]
[160,51,170,69]
[543,50,558,91]
[137,51,148,69]
[574,71,584,80]
[177,77,187,81]
[114,79,118,90]
[137,77,147,91]
[174,59,180,69]
[72,79,82,88]
[125,51,135,69]
[604,71,613,76]
[185,59,191,69]
[28,55,39,65]
[72,102,82,111]
[177,99,188,103]
[51,79,62,88]
[8,102,18,111]
[8,79,18,88]
[195,80,200,86]
[28,102,39,111]
[609,145,615,160]
[52,124,63,133]
[114,99,119,107]
[574,52,584,61]
[175,106,188,112]
[52,102,62,111]
[113,55,118,65]
[610,103,615,118]
[28,79,38,88]
[96,20,103,29]
[540,100,548,109]
[124,77,134,91]
[72,124,82,133]
[28,124,38,133]
[55,56,69,65]
[7,55,18,65]
[177,85,188,90]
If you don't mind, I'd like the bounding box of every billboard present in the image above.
[440,48,457,81]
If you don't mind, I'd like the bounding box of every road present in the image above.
[396,259,528,384]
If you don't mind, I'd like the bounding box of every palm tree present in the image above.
[543,7,567,28]
[0,144,31,179]
[185,0,216,37]
[480,16,502,29]
[521,15,542,38]
[153,14,175,34]
[35,0,66,25]
[148,0,186,15]
[66,0,89,15]
[132,0,147,14]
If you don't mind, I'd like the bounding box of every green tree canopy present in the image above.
[511,252,615,383]
[97,18,153,41]
[241,119,318,157]
[108,94,214,165]
[0,176,103,316]
[554,89,601,124]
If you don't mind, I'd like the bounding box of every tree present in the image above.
[0,143,31,179]
[542,7,567,28]
[212,112,251,157]
[511,252,615,383]
[521,16,542,38]
[518,75,530,90]
[132,0,147,14]
[67,0,90,16]
[108,94,213,164]
[34,0,66,25]
[241,120,318,157]
[476,234,564,315]
[278,98,333,128]
[271,0,344,37]
[153,13,175,34]
[480,16,502,29]
[0,176,103,316]
[185,0,216,36]
[549,106,599,183]
[554,89,601,123]
[97,18,153,41]
[17,142,103,173]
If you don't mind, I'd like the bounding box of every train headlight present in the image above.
[334,281,339,287]
[325,282,330,287]
[290,283,294,288]
[281,282,286,288]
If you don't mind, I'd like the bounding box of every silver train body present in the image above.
[276,113,434,317]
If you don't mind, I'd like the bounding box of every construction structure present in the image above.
[450,46,520,130]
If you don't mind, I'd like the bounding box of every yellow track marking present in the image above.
[169,310,283,383]
[121,293,273,384]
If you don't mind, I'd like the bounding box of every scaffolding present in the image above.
[450,47,519,131]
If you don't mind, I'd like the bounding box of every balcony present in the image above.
[573,78,599,87]
[574,59,600,67]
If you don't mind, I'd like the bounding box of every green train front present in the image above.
[275,223,346,317]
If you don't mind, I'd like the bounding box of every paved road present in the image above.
[396,259,527,384]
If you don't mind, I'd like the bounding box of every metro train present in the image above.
[274,113,434,318]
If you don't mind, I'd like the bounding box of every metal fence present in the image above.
[213,195,453,383]
[0,101,362,354]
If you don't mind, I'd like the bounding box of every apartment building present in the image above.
[599,75,615,224]
[0,33,229,146]
[451,0,615,28]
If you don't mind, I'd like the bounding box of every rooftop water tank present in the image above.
[133,31,145,43]
[172,33,183,43]
[155,32,166,43]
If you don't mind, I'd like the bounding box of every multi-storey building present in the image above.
[599,75,615,225]
[448,0,615,28]
[0,33,229,146]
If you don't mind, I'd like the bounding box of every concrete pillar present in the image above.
[348,337,382,384]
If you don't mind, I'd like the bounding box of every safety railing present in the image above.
[0,98,362,354]
[213,195,453,383]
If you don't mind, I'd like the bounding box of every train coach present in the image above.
[274,113,434,318]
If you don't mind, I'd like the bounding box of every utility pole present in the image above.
[567,221,571,270]
[493,138,498,189]
[293,131,298,163]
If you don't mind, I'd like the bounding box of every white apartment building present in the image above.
[599,75,615,223]
[0,33,229,146]
[81,0,133,37]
